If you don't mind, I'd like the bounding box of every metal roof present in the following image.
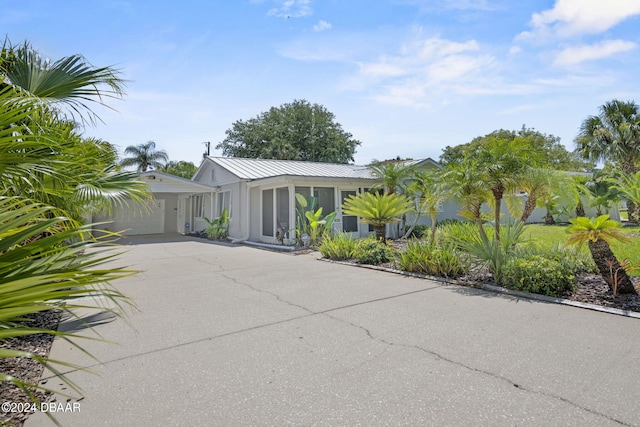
[207,157,376,180]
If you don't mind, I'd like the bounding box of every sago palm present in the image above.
[342,192,412,241]
[566,215,636,294]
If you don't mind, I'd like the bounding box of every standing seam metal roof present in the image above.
[208,157,376,180]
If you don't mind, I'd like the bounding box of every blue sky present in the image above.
[3,0,640,166]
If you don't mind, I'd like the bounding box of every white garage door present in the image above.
[112,199,165,235]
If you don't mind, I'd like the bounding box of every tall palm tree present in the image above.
[474,136,530,240]
[403,168,447,242]
[120,141,169,172]
[576,100,640,221]
[369,160,414,195]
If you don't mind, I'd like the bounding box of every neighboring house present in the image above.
[94,171,216,235]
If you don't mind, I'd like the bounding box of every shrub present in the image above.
[396,241,469,278]
[353,237,394,265]
[437,220,479,247]
[404,224,429,239]
[502,255,575,297]
[318,232,356,260]
[515,242,597,275]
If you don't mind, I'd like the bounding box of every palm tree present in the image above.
[576,100,640,221]
[120,141,169,172]
[566,215,636,295]
[473,136,530,240]
[608,171,640,217]
[403,168,447,242]
[369,160,414,195]
[1,38,125,125]
[342,192,413,241]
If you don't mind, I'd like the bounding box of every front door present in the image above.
[339,190,359,237]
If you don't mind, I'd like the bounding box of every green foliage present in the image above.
[0,197,133,410]
[395,241,469,278]
[120,141,169,172]
[454,221,527,285]
[318,232,356,260]
[353,237,395,265]
[404,224,429,239]
[503,255,575,297]
[216,99,361,163]
[295,193,336,246]
[609,171,640,207]
[0,38,140,414]
[436,220,478,246]
[204,209,229,240]
[160,160,198,179]
[565,215,629,247]
[514,242,597,275]
[342,192,413,241]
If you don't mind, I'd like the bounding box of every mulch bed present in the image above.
[0,309,61,427]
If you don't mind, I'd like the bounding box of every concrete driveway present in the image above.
[28,235,640,426]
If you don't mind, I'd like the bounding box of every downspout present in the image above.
[231,180,251,243]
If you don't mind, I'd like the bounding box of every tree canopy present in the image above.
[216,99,361,163]
[440,127,593,172]
[120,141,169,172]
[161,160,198,179]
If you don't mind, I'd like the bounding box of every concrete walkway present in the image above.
[28,236,640,426]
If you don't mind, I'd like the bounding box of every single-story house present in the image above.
[189,156,447,244]
[94,171,217,235]
[100,157,619,240]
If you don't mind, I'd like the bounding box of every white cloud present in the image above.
[518,0,640,41]
[313,20,331,32]
[553,39,637,67]
[267,0,312,18]
[348,36,495,106]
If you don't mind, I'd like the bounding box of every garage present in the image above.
[95,171,216,236]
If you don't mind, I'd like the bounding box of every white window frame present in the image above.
[217,190,231,218]
[194,194,205,218]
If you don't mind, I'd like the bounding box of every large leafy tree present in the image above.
[216,99,361,163]
[160,160,197,179]
[120,140,169,172]
[575,100,640,221]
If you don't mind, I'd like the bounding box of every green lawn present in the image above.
[523,224,640,276]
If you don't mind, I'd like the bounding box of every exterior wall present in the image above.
[154,192,178,233]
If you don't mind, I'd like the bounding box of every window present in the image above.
[194,195,205,218]
[262,189,274,237]
[313,187,334,214]
[218,191,231,218]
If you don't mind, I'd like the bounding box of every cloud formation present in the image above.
[313,20,331,32]
[518,0,640,41]
[267,0,313,18]
[553,40,637,67]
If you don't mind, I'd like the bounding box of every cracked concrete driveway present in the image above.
[28,235,640,426]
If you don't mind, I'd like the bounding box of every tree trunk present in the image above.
[373,224,386,242]
[588,239,637,295]
[575,200,585,217]
[492,186,504,241]
[627,200,639,224]
[544,208,555,225]
[520,195,537,223]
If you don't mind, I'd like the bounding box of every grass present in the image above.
[523,224,640,276]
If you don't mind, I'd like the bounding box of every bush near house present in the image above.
[502,255,575,297]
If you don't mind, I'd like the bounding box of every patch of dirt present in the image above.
[0,309,61,427]
[563,274,640,312]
